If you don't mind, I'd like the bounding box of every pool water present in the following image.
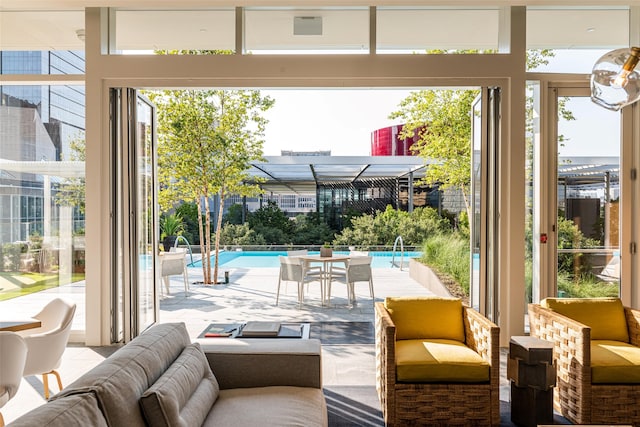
[189,251,422,269]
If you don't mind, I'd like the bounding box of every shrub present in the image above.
[420,232,470,295]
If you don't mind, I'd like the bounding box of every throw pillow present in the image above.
[384,296,465,342]
[541,297,629,342]
[140,342,219,427]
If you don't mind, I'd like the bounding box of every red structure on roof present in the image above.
[371,124,422,156]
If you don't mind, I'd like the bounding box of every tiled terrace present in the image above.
[0,262,558,425]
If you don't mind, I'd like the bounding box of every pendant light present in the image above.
[591,47,640,111]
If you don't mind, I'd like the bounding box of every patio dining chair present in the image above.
[159,248,189,296]
[328,256,373,306]
[276,256,324,306]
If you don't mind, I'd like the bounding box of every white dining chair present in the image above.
[159,248,189,295]
[276,256,324,306]
[0,332,28,427]
[18,298,76,399]
[328,256,374,306]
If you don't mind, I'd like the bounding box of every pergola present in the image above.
[248,155,430,194]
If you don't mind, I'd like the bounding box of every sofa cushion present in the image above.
[541,297,629,342]
[140,343,219,427]
[203,386,327,427]
[395,339,489,382]
[50,322,191,427]
[7,391,107,427]
[384,296,465,342]
[591,340,640,384]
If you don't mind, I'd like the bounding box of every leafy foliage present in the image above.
[420,233,470,295]
[55,134,86,215]
[248,201,294,242]
[333,206,449,247]
[159,213,185,239]
[148,83,273,283]
[219,223,266,246]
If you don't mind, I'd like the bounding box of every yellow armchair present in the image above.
[529,297,640,425]
[375,296,500,426]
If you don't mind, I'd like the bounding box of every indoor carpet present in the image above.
[310,321,375,345]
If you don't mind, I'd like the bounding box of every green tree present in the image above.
[390,89,479,216]
[175,202,201,245]
[333,206,449,247]
[248,201,294,244]
[149,88,273,284]
[223,203,245,225]
[391,50,559,219]
[291,213,336,245]
[219,223,266,246]
[55,134,86,214]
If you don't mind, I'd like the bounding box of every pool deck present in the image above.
[0,262,441,424]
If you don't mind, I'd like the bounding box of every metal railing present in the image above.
[173,235,194,265]
[391,236,405,270]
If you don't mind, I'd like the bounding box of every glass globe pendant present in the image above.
[591,47,640,111]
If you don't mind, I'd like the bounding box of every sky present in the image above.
[259,49,620,158]
[261,89,413,156]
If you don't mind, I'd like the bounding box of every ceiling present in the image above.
[2,1,640,9]
[0,6,632,51]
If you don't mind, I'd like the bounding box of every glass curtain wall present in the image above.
[0,10,85,333]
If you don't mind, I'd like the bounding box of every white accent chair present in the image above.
[159,248,189,295]
[0,332,28,427]
[328,256,374,306]
[18,298,76,399]
[276,256,324,306]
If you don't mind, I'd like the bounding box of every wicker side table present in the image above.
[507,336,556,427]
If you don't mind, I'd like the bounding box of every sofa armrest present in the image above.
[374,302,396,426]
[625,306,640,346]
[197,338,322,390]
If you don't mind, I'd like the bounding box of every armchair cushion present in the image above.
[384,296,465,342]
[395,339,490,383]
[541,297,629,342]
[591,340,640,384]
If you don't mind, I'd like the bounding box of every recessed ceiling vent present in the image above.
[293,16,322,36]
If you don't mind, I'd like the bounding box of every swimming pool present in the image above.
[189,251,422,269]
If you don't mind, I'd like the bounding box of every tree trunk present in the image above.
[204,196,212,284]
[213,187,225,284]
[196,199,209,284]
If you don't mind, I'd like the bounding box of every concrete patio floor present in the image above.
[0,263,519,425]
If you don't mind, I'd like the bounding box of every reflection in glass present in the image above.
[556,96,620,297]
[0,84,85,324]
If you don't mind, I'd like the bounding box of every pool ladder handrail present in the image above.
[391,235,404,271]
[173,235,194,265]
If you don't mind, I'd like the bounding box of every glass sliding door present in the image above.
[111,88,158,343]
[554,88,621,298]
[469,87,501,321]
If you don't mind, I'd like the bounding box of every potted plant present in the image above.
[160,213,185,252]
[320,242,333,258]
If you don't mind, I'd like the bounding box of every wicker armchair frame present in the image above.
[528,303,640,425]
[374,302,500,426]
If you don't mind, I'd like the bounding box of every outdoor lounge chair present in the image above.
[529,297,640,425]
[375,296,500,426]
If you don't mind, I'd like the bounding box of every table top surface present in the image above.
[0,319,41,332]
[298,254,350,262]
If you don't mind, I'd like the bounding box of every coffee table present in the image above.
[199,322,310,339]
